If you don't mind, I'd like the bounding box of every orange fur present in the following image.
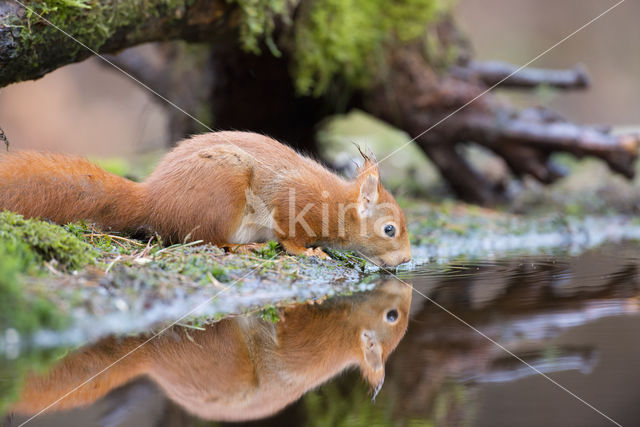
[11,281,411,421]
[0,131,411,266]
[0,152,147,233]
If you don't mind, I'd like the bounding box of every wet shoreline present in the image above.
[3,210,640,355]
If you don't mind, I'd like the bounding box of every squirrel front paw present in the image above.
[303,247,329,259]
[221,242,269,255]
[281,241,329,260]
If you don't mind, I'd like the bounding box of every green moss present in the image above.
[48,0,92,8]
[325,248,367,271]
[256,240,281,258]
[65,221,142,256]
[259,305,280,323]
[210,265,231,282]
[565,202,585,218]
[0,211,97,270]
[0,212,91,333]
[0,234,69,334]
[226,0,450,96]
[161,250,232,283]
[227,0,294,55]
[8,0,192,76]
[16,1,107,66]
[292,0,448,96]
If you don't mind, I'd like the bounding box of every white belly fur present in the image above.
[228,189,277,244]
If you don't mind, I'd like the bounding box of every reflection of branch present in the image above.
[391,255,638,418]
[452,61,590,89]
[473,346,597,383]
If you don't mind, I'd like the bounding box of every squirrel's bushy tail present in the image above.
[0,151,148,233]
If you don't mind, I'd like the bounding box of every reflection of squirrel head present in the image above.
[280,279,412,401]
[350,279,412,398]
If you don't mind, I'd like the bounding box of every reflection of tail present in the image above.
[10,335,147,414]
[0,151,148,233]
[469,346,597,383]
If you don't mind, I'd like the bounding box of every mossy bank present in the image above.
[0,211,372,352]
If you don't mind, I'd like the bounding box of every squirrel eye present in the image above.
[385,309,399,323]
[384,224,396,237]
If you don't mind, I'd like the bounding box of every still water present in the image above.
[5,242,640,426]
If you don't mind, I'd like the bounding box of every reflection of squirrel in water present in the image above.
[0,131,411,266]
[11,281,412,421]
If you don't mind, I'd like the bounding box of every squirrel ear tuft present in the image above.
[354,143,380,179]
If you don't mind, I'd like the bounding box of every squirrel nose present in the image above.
[400,252,412,264]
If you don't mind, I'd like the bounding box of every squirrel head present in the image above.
[345,148,411,267]
[353,280,412,399]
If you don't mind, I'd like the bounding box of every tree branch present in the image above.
[462,109,639,179]
[451,60,590,89]
[362,43,638,204]
[419,142,507,204]
[0,0,234,87]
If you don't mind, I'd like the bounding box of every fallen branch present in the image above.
[462,108,639,179]
[363,44,639,204]
[452,60,590,89]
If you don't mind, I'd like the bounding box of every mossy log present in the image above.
[0,0,235,86]
[1,0,638,204]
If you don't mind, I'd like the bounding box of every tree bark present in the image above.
[0,0,234,86]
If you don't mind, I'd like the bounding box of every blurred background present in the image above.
[2,2,640,426]
[1,0,637,158]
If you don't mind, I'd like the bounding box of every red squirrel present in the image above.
[0,131,411,266]
[11,280,411,421]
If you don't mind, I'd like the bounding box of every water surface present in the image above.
[5,242,640,426]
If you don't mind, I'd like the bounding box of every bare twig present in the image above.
[452,61,590,89]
